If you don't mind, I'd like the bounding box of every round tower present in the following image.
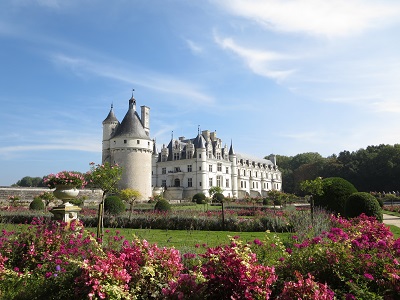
[229,140,238,199]
[102,104,119,164]
[195,133,207,195]
[152,139,159,188]
[109,95,153,200]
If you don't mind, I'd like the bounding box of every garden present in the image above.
[1,169,400,299]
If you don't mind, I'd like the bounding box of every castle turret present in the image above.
[152,139,158,187]
[107,95,153,200]
[102,104,119,164]
[229,140,238,198]
[194,132,207,195]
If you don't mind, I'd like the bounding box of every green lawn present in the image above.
[89,227,292,252]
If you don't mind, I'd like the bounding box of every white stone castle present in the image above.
[102,94,282,201]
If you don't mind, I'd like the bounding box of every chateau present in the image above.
[102,95,282,201]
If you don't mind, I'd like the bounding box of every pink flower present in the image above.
[364,273,374,280]
[253,239,262,245]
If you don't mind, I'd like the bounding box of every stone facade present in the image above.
[102,95,282,201]
[152,131,282,200]
[102,95,153,200]
[0,187,103,207]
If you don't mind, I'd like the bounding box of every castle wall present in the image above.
[112,148,153,200]
[0,187,103,207]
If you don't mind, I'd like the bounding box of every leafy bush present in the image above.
[262,197,270,205]
[345,192,383,222]
[69,198,84,206]
[1,215,399,298]
[192,192,206,204]
[154,199,171,212]
[213,193,225,203]
[273,198,282,206]
[314,177,357,215]
[29,198,45,210]
[381,194,398,207]
[104,196,125,215]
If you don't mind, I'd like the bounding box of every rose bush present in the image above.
[0,214,399,299]
[43,171,87,189]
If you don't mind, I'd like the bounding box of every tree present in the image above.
[208,186,223,198]
[300,177,324,225]
[300,177,324,198]
[15,176,45,187]
[87,162,123,240]
[119,188,141,220]
[313,177,357,216]
[36,192,55,211]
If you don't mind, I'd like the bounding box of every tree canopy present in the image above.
[270,144,400,194]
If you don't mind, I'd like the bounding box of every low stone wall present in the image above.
[0,187,103,207]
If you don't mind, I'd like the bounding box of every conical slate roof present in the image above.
[102,105,119,124]
[193,133,206,149]
[112,99,150,140]
[229,140,235,155]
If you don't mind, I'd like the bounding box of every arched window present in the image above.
[174,178,180,187]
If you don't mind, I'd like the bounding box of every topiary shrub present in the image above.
[192,192,206,204]
[154,199,171,212]
[213,193,225,203]
[314,177,357,215]
[104,195,126,215]
[29,198,44,210]
[273,198,282,206]
[345,192,383,222]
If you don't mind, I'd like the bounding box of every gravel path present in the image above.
[383,214,400,227]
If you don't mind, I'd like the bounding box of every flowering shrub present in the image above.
[0,215,399,299]
[163,237,278,299]
[279,271,335,299]
[278,214,400,299]
[44,171,87,189]
[7,195,20,202]
[384,204,400,213]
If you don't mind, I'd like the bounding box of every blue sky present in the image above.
[1,0,400,186]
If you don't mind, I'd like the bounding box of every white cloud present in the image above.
[214,0,400,38]
[214,34,295,80]
[51,53,214,105]
[0,129,100,159]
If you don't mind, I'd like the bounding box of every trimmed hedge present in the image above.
[345,192,383,222]
[314,177,357,215]
[192,192,206,204]
[104,196,126,215]
[213,193,225,203]
[29,198,45,210]
[154,199,171,212]
[80,214,292,232]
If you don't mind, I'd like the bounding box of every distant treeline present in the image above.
[267,144,400,194]
[12,176,46,187]
[13,144,400,194]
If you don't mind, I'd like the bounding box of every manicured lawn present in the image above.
[89,227,293,252]
[0,222,292,252]
[388,225,400,239]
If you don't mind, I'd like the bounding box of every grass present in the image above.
[383,209,400,217]
[388,225,400,239]
[88,227,293,252]
[0,222,291,253]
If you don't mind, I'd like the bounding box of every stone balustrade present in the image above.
[0,187,103,207]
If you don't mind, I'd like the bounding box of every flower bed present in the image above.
[0,214,399,299]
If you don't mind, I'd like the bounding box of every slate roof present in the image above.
[236,153,273,165]
[102,106,119,124]
[111,98,150,140]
